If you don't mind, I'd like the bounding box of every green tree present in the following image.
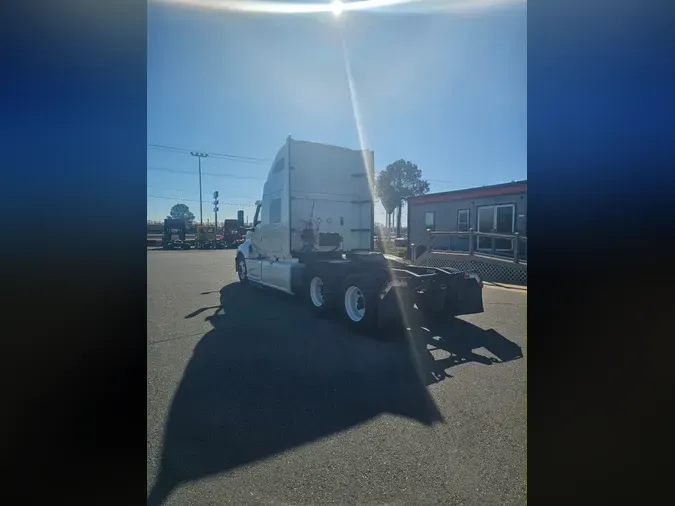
[375,169,401,232]
[169,203,195,227]
[375,159,429,237]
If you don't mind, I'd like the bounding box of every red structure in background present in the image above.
[220,218,246,248]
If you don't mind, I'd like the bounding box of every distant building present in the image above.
[407,180,527,256]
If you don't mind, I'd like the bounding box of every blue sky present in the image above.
[147,1,527,224]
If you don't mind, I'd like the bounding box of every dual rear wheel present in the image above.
[305,272,335,318]
[305,270,379,332]
[236,258,383,333]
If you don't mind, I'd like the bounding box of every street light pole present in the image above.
[190,152,209,225]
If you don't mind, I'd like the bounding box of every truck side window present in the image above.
[253,203,263,226]
[270,198,282,224]
[272,158,285,174]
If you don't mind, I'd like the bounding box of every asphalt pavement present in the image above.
[147,249,526,506]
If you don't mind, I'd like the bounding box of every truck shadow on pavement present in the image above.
[405,317,524,385]
[148,282,522,505]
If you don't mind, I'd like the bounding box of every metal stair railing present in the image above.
[410,229,527,284]
[412,229,527,265]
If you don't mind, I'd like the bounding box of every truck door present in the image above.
[246,204,264,282]
[246,231,263,282]
[258,196,283,258]
[246,249,262,282]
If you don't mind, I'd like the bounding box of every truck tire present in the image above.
[236,254,249,285]
[304,268,336,318]
[341,274,380,334]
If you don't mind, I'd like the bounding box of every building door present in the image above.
[494,204,515,251]
[477,204,515,252]
[477,206,494,250]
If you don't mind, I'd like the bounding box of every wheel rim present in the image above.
[309,276,325,307]
[344,286,366,322]
[237,258,247,280]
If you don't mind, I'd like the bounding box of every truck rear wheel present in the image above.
[304,270,335,317]
[341,274,380,333]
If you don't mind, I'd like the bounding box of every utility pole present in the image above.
[213,191,219,230]
[190,151,209,225]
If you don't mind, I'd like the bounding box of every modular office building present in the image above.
[407,180,527,256]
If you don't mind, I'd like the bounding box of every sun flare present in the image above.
[330,0,343,16]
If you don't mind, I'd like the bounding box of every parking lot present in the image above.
[147,248,526,505]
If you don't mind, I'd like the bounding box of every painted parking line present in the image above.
[483,282,527,293]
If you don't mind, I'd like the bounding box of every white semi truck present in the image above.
[235,136,484,333]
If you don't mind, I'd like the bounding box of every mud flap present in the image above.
[377,286,409,328]
[445,277,484,316]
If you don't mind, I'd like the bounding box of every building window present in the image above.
[269,198,282,224]
[477,204,516,251]
[424,212,435,231]
[457,209,469,232]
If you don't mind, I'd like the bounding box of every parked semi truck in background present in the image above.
[162,218,190,250]
[234,136,484,333]
[221,218,246,249]
[195,225,218,249]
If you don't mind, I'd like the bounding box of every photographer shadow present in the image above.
[148,282,443,505]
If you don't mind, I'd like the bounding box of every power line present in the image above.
[147,144,191,154]
[147,194,257,206]
[147,185,254,200]
[150,144,468,186]
[147,165,264,181]
[148,143,268,163]
[148,144,268,162]
[147,185,191,193]
[149,164,445,186]
[147,185,255,202]
[150,146,460,186]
